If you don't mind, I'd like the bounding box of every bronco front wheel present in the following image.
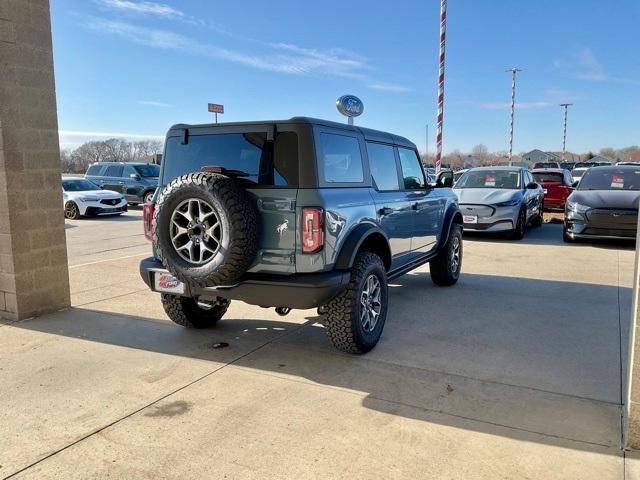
[324,252,388,354]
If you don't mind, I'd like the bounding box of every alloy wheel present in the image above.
[170,198,222,265]
[360,274,382,332]
[65,203,77,219]
[450,235,460,273]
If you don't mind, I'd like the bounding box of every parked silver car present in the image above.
[453,166,544,239]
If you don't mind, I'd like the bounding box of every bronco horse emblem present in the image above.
[276,219,289,237]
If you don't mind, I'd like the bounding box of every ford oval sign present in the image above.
[336,95,364,118]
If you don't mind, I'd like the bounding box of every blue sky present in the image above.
[51,0,640,154]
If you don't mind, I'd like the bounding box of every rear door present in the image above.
[102,164,124,194]
[366,141,414,269]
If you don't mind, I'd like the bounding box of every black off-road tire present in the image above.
[532,203,544,227]
[161,294,230,328]
[64,201,81,220]
[153,172,259,288]
[563,228,575,243]
[324,252,388,354]
[430,223,462,286]
[510,207,526,240]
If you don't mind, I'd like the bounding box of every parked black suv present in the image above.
[140,117,463,353]
[85,161,160,205]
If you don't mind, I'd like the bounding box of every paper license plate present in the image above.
[154,272,185,294]
[463,215,478,224]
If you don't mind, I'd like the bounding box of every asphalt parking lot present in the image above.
[2,209,640,479]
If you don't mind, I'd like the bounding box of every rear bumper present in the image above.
[139,257,350,309]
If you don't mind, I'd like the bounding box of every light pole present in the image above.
[506,67,522,166]
[560,103,572,161]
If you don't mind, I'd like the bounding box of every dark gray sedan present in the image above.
[564,165,640,242]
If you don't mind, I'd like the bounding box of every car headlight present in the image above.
[79,196,100,202]
[565,200,589,213]
[495,197,521,207]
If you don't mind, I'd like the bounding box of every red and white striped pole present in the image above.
[434,0,447,176]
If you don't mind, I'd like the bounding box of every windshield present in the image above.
[62,179,100,192]
[533,172,563,183]
[578,168,640,191]
[133,164,160,177]
[456,170,521,189]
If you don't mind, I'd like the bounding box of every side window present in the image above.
[319,133,364,183]
[397,147,426,190]
[273,132,299,186]
[104,165,123,177]
[366,142,399,191]
[123,165,137,178]
[86,164,104,176]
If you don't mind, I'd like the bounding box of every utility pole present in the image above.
[560,103,572,161]
[434,0,447,175]
[506,67,522,166]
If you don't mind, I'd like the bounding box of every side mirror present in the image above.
[435,171,454,188]
[526,181,538,190]
[571,180,579,188]
[130,173,141,181]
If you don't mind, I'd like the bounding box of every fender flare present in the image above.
[334,223,391,271]
[435,206,463,252]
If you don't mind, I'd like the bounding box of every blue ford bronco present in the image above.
[140,117,463,353]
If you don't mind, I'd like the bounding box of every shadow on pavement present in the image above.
[12,271,629,456]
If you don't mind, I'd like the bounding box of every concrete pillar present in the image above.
[0,0,70,320]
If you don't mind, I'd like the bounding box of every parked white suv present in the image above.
[62,177,127,219]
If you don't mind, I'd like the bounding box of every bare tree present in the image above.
[471,144,489,165]
[132,140,163,162]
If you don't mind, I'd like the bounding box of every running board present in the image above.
[387,252,437,281]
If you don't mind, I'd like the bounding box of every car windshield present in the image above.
[456,170,521,189]
[533,172,563,183]
[133,164,160,177]
[62,179,100,191]
[578,168,640,191]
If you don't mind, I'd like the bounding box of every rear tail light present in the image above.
[143,203,155,241]
[302,207,324,254]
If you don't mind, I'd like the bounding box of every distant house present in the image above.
[521,149,559,164]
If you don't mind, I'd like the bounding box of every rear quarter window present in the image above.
[86,164,104,176]
[319,133,364,184]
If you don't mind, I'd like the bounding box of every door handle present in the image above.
[378,207,393,216]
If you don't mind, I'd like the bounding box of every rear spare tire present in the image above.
[153,172,259,288]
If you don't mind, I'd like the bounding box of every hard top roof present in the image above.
[530,168,566,173]
[168,117,416,149]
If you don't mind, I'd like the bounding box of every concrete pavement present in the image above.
[0,211,635,479]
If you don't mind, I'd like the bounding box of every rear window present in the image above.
[162,132,298,186]
[533,172,563,183]
[319,133,364,183]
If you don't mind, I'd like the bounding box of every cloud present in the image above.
[368,82,409,92]
[137,100,172,107]
[555,48,640,85]
[86,18,405,87]
[95,0,184,18]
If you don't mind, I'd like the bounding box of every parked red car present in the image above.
[531,168,574,211]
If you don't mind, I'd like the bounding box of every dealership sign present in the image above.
[336,95,363,120]
[208,103,224,114]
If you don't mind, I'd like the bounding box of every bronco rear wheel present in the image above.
[153,172,259,288]
[324,252,388,354]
